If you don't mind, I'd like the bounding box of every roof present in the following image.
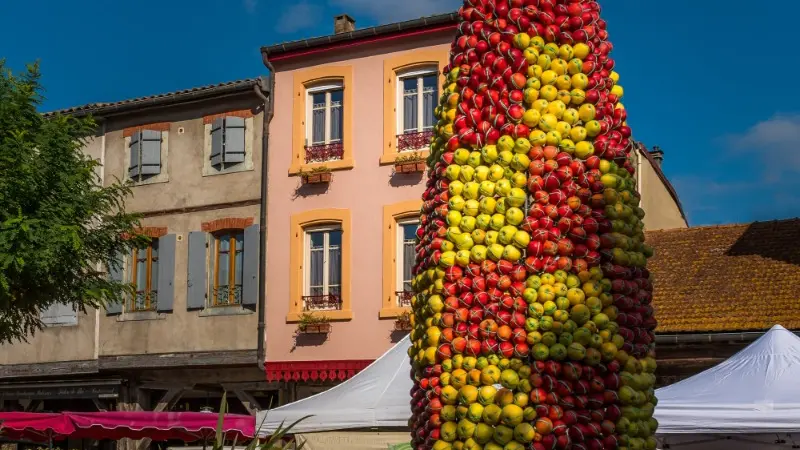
[44,78,266,118]
[647,218,800,333]
[261,12,458,62]
[635,142,687,226]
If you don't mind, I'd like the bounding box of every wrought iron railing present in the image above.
[396,290,414,307]
[397,130,434,152]
[302,294,342,311]
[131,291,158,312]
[305,142,344,163]
[212,284,243,306]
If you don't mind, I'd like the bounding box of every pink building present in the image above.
[260,13,686,400]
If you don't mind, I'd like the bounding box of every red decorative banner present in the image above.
[264,360,373,382]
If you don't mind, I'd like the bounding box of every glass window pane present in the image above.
[403,223,419,241]
[330,105,342,143]
[328,230,342,247]
[218,235,230,287]
[310,231,325,249]
[312,92,326,108]
[403,92,418,133]
[136,251,147,292]
[403,78,418,93]
[312,108,325,144]
[329,89,343,107]
[234,233,244,286]
[422,74,438,90]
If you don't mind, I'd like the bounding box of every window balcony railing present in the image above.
[131,291,158,312]
[212,284,243,306]
[302,294,342,311]
[396,290,414,308]
[397,130,434,152]
[305,142,344,164]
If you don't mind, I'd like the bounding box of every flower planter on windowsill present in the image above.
[299,323,332,334]
[394,162,426,174]
[302,173,332,185]
[394,319,412,331]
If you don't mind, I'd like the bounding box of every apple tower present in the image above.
[408,1,658,449]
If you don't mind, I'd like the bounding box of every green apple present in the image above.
[512,230,531,249]
[467,151,483,168]
[514,137,532,154]
[497,135,515,153]
[474,165,490,181]
[454,148,471,165]
[498,225,518,245]
[459,216,477,233]
[448,195,465,211]
[487,243,504,261]
[463,199,480,216]
[562,108,579,125]
[574,141,594,159]
[445,164,461,181]
[446,226,462,242]
[505,207,524,226]
[481,144,498,164]
[458,164,475,183]
[479,197,497,214]
[523,288,539,304]
[489,213,506,231]
[476,214,492,230]
[471,229,486,245]
[601,174,618,188]
[446,210,462,227]
[502,245,522,261]
[440,239,454,252]
[495,198,507,215]
[470,245,487,263]
[488,163,506,181]
[526,275,542,289]
[585,120,602,137]
[569,126,587,142]
[507,187,527,207]
[455,249,471,267]
[485,230,499,245]
[495,179,512,197]
[522,109,541,128]
[510,171,528,188]
[467,403,484,423]
[454,233,474,250]
[511,153,530,172]
[439,251,456,267]
[493,424,514,446]
[496,151,514,168]
[598,159,612,173]
[463,181,480,200]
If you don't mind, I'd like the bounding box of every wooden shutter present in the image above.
[241,223,259,310]
[210,118,224,166]
[140,130,162,176]
[157,234,176,313]
[223,116,246,163]
[129,131,142,178]
[41,303,78,326]
[187,231,208,310]
[106,252,124,315]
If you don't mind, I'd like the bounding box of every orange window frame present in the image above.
[130,244,157,312]
[212,231,243,306]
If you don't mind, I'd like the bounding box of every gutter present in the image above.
[655,330,800,345]
[254,67,275,371]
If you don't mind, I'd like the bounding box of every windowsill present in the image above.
[202,161,255,177]
[128,175,169,186]
[379,149,430,165]
[288,158,354,176]
[379,307,411,319]
[41,321,78,328]
[117,311,166,322]
[199,305,255,317]
[286,309,353,323]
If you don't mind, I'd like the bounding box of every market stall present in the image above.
[655,325,800,448]
[257,336,413,449]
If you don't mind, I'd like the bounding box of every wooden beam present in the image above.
[232,389,262,416]
[0,360,99,379]
[24,399,41,412]
[100,350,257,370]
[92,398,108,412]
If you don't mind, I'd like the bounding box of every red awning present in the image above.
[0,411,254,443]
[264,360,373,382]
[0,412,74,442]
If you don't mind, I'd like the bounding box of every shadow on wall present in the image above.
[389,170,424,188]
[726,219,800,266]
[293,179,331,199]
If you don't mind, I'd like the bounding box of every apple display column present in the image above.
[408,1,658,449]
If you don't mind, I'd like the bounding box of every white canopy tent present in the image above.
[655,324,800,448]
[257,335,413,437]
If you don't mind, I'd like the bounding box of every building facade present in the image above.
[259,13,687,400]
[0,80,274,419]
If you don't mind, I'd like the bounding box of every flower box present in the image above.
[300,323,331,334]
[302,172,332,184]
[395,162,426,173]
[394,320,412,331]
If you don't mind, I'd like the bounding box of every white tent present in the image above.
[257,335,413,435]
[655,324,800,448]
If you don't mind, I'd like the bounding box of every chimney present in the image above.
[334,14,356,34]
[649,145,664,167]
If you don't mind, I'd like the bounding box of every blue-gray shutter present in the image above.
[187,231,208,310]
[129,131,141,178]
[241,223,259,310]
[210,118,224,166]
[223,116,246,164]
[140,130,162,176]
[41,303,78,326]
[107,252,124,315]
[156,233,176,313]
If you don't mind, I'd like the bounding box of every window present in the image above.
[41,303,78,326]
[129,130,162,182]
[397,70,438,152]
[129,240,159,312]
[210,231,244,306]
[210,117,246,170]
[305,84,344,164]
[396,220,419,307]
[304,228,343,311]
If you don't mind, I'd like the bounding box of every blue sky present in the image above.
[2,0,799,226]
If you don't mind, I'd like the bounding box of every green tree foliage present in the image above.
[0,61,142,343]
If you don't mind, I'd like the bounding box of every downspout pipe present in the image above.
[655,329,800,345]
[253,70,274,371]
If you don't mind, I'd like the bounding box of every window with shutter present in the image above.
[210,231,245,306]
[304,84,344,164]
[396,69,438,153]
[210,116,247,170]
[128,239,159,312]
[128,130,163,182]
[41,302,78,326]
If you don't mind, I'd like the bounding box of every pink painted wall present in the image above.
[266,36,452,362]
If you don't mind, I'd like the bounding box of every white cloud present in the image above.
[243,0,257,14]
[726,114,800,182]
[275,1,323,33]
[329,0,458,23]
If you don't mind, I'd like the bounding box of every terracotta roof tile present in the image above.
[647,218,800,333]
